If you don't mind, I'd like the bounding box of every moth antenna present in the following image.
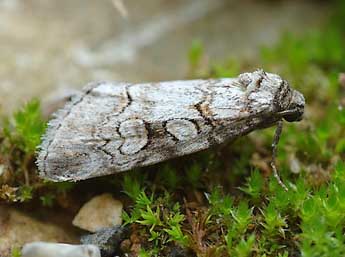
[271,120,289,191]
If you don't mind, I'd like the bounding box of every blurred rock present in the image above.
[0,164,12,184]
[73,193,123,232]
[81,226,128,257]
[289,153,301,174]
[339,73,345,88]
[22,242,100,257]
[0,206,79,257]
[111,0,128,19]
[168,246,196,257]
[339,73,345,107]
[0,157,14,185]
[306,164,329,185]
[0,164,4,176]
[250,152,270,175]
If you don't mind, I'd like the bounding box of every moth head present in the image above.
[238,70,305,122]
[272,77,305,122]
[282,89,305,122]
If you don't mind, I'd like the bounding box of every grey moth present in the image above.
[37,70,305,184]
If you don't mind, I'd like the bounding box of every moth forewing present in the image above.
[37,70,305,181]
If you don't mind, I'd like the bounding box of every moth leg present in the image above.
[271,120,289,191]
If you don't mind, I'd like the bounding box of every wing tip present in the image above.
[35,88,89,181]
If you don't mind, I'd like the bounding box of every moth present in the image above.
[37,70,305,189]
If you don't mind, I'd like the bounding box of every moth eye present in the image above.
[283,111,303,122]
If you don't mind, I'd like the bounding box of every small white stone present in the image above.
[0,165,5,176]
[289,154,301,174]
[21,242,100,257]
[72,193,123,232]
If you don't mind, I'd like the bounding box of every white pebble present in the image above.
[73,193,123,232]
[21,242,101,257]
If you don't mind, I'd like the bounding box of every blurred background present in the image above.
[0,0,330,114]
